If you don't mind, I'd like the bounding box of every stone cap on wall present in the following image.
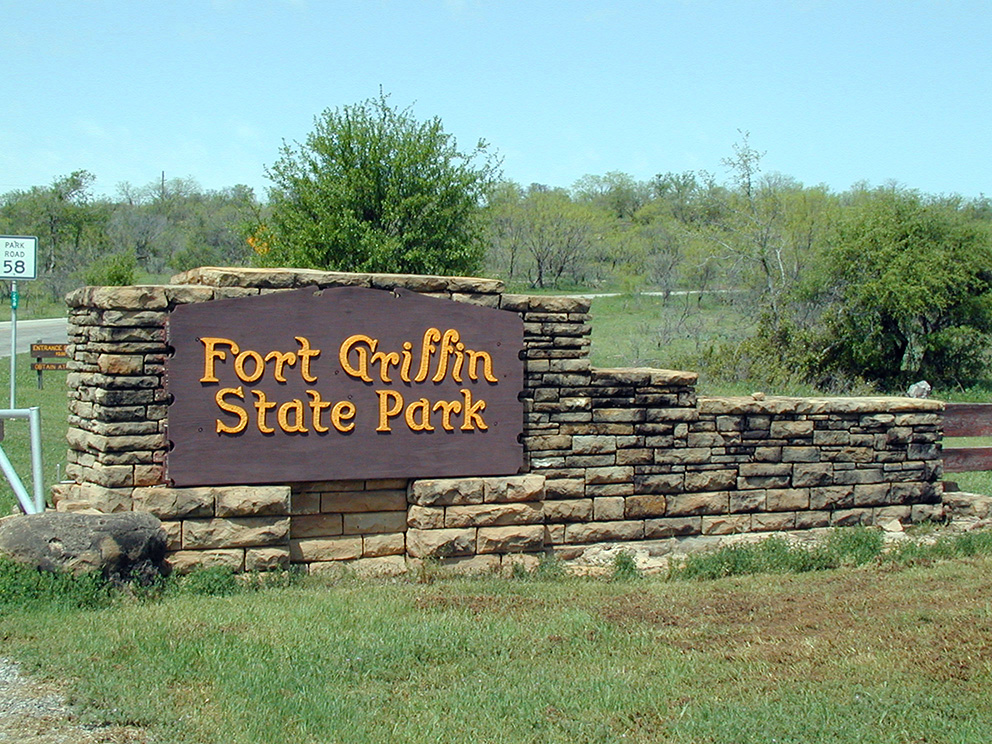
[170,266,505,295]
[592,367,699,387]
[699,394,944,415]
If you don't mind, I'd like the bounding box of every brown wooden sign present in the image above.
[165,287,524,486]
[31,343,67,388]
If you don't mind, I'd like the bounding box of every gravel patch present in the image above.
[0,658,147,743]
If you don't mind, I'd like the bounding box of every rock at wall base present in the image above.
[0,511,168,582]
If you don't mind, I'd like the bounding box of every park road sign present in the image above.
[0,236,38,280]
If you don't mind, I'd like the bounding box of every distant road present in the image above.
[0,317,68,358]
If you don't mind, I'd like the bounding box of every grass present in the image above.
[1,544,991,743]
[0,351,69,514]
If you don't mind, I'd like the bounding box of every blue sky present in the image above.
[2,0,989,200]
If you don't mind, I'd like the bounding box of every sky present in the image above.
[2,0,990,201]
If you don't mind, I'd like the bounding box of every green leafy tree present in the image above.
[259,94,499,275]
[815,188,992,389]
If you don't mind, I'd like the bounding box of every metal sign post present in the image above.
[0,236,38,408]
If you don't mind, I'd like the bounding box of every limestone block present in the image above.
[782,447,819,463]
[665,491,729,517]
[527,434,572,452]
[729,490,765,513]
[654,448,710,465]
[853,483,891,507]
[769,420,814,438]
[407,505,445,530]
[363,533,405,558]
[624,494,667,518]
[343,511,408,535]
[168,549,244,575]
[53,483,133,513]
[585,466,633,485]
[634,473,684,494]
[320,490,408,513]
[290,492,321,515]
[406,528,476,558]
[563,520,644,544]
[765,488,810,511]
[215,486,291,517]
[364,478,409,490]
[888,482,927,503]
[133,465,164,487]
[684,469,736,492]
[572,436,617,455]
[795,511,831,529]
[813,430,851,446]
[737,475,791,490]
[751,512,797,532]
[543,499,593,522]
[408,478,485,506]
[701,515,751,535]
[246,547,291,571]
[290,514,343,538]
[66,285,169,310]
[617,448,653,466]
[78,462,134,489]
[810,486,855,510]
[792,464,833,487]
[830,508,873,526]
[476,524,545,554]
[290,536,363,562]
[182,517,290,550]
[484,474,545,503]
[593,497,625,521]
[543,478,585,499]
[133,486,214,519]
[644,517,702,538]
[545,524,565,545]
[445,503,543,528]
[96,354,145,375]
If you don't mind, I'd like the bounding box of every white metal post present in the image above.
[9,279,16,408]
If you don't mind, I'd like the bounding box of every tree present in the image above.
[0,170,111,298]
[259,94,499,275]
[814,188,992,389]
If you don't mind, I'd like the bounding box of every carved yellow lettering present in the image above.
[339,334,375,382]
[414,328,441,382]
[432,399,463,431]
[431,329,461,383]
[265,350,298,383]
[201,337,239,383]
[295,336,320,383]
[466,350,498,383]
[235,349,265,383]
[370,349,401,383]
[452,341,466,382]
[400,342,413,382]
[376,389,404,432]
[215,386,248,434]
[307,390,331,433]
[277,399,307,433]
[331,400,356,433]
[460,388,488,431]
[405,398,435,431]
[251,389,276,433]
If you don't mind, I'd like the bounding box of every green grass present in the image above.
[2,549,992,743]
[588,292,754,376]
[0,352,68,514]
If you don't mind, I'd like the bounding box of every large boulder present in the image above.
[0,511,168,582]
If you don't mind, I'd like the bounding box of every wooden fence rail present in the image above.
[942,402,992,473]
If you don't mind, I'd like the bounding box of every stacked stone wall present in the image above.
[55,267,945,572]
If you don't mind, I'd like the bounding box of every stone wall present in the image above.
[54,267,945,573]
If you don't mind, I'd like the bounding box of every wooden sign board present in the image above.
[165,287,524,486]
